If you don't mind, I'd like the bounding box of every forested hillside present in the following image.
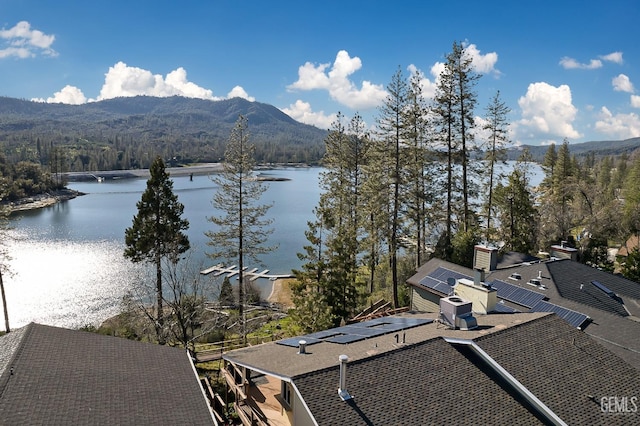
[0,96,328,171]
[507,137,640,162]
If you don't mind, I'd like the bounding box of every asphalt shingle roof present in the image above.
[477,314,640,425]
[409,256,640,370]
[294,338,545,426]
[289,314,640,425]
[548,259,640,307]
[0,323,214,426]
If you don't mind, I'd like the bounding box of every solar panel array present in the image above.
[277,317,433,347]
[418,267,471,295]
[415,266,589,329]
[488,279,546,308]
[530,300,589,329]
[493,302,520,313]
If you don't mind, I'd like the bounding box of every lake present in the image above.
[3,162,544,331]
[5,167,323,330]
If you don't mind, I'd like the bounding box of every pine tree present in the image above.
[482,91,510,242]
[301,113,368,324]
[447,41,481,232]
[432,50,458,260]
[205,115,275,342]
[292,212,335,331]
[376,67,408,308]
[124,156,190,343]
[494,165,538,254]
[405,69,434,268]
[218,276,235,306]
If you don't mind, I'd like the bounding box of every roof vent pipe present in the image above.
[298,340,307,355]
[338,354,352,400]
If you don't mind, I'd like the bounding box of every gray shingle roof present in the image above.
[547,259,640,308]
[477,314,640,425]
[289,314,640,425]
[408,256,640,370]
[294,337,545,426]
[0,323,214,425]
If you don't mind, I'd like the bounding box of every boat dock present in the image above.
[200,264,294,281]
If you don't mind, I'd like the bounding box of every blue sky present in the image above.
[1,0,638,146]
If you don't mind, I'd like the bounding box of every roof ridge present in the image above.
[0,322,35,398]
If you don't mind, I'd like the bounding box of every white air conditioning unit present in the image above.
[440,296,477,330]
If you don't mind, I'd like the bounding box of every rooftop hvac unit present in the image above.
[439,296,477,330]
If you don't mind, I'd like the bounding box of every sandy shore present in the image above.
[267,278,295,308]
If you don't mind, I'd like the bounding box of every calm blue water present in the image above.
[4,162,543,330]
[6,167,322,329]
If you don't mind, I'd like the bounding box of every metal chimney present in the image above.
[338,355,352,400]
[298,340,307,354]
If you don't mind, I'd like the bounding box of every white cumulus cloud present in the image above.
[97,62,219,101]
[560,51,624,70]
[288,50,387,109]
[32,85,87,104]
[227,85,255,101]
[631,95,640,108]
[594,106,640,139]
[600,51,623,64]
[0,21,57,58]
[612,74,634,93]
[463,43,499,75]
[281,100,338,129]
[37,62,254,105]
[559,57,602,70]
[516,82,581,141]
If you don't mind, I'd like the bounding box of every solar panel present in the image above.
[420,267,472,295]
[276,317,433,347]
[591,280,616,297]
[325,334,366,344]
[489,280,546,308]
[493,303,519,313]
[530,300,589,329]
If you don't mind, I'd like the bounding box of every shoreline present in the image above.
[266,278,294,308]
[5,188,84,213]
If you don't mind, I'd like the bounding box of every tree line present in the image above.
[291,42,640,330]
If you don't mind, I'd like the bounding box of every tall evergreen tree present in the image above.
[494,165,538,254]
[431,42,481,258]
[205,115,274,341]
[301,113,369,324]
[292,211,335,331]
[432,50,458,260]
[449,41,481,232]
[405,69,433,268]
[482,91,510,242]
[376,67,408,307]
[124,156,190,343]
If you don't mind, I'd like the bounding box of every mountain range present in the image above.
[0,96,638,167]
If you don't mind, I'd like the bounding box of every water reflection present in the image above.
[6,234,144,329]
